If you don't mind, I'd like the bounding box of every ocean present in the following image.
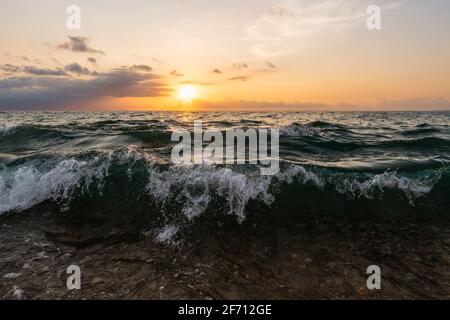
[1,111,449,245]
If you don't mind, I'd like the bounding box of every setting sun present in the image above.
[177,85,198,103]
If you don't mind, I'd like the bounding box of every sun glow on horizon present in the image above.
[177,85,198,103]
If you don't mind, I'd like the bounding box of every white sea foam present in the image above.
[0,122,17,136]
[143,163,325,244]
[280,124,321,137]
[3,273,22,279]
[0,157,110,214]
[146,159,440,231]
[333,171,440,204]
[12,286,24,300]
[146,165,271,222]
[155,225,179,246]
[146,162,324,223]
[0,144,442,220]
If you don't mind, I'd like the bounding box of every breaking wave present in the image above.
[0,146,446,221]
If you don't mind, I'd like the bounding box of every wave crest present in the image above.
[280,123,321,137]
[0,156,110,214]
[0,147,446,221]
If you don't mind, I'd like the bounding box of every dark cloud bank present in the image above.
[0,66,169,110]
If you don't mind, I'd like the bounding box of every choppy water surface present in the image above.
[1,111,449,242]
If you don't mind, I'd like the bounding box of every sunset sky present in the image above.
[1,0,450,111]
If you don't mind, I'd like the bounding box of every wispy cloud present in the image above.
[64,63,95,76]
[179,80,214,86]
[266,61,277,69]
[130,64,153,72]
[0,64,21,74]
[1,63,97,77]
[56,36,105,55]
[247,0,404,57]
[23,66,67,76]
[229,76,251,82]
[170,70,184,77]
[232,63,248,70]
